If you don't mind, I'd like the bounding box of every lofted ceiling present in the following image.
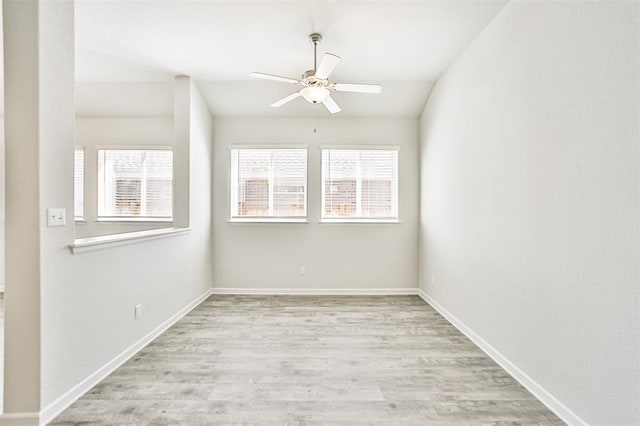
[65,1,507,118]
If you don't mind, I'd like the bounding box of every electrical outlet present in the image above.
[432,274,435,285]
[47,208,66,227]
[300,266,306,276]
[134,304,142,319]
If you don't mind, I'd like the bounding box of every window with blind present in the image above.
[321,148,399,222]
[230,148,307,221]
[98,149,173,219]
[74,148,84,220]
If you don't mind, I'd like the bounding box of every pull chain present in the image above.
[313,109,317,134]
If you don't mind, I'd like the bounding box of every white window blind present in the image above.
[98,149,173,219]
[74,148,84,220]
[322,148,399,221]
[230,148,307,220]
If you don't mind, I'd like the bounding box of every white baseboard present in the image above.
[211,287,419,296]
[0,412,39,426]
[38,287,214,425]
[417,288,586,426]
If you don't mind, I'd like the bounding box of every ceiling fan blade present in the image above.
[322,95,342,114]
[270,92,301,108]
[315,53,341,80]
[333,83,382,94]
[250,72,299,84]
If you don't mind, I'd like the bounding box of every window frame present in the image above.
[74,146,85,221]
[96,146,174,222]
[228,145,309,223]
[320,145,400,224]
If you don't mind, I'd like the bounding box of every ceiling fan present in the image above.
[250,33,382,114]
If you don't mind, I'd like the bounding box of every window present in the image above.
[230,148,307,221]
[98,149,173,219]
[321,148,399,222]
[74,148,84,220]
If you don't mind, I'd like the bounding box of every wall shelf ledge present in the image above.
[70,227,191,254]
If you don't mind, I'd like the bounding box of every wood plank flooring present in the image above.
[51,295,562,425]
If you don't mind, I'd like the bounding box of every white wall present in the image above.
[213,117,419,291]
[419,1,639,424]
[41,79,213,412]
[0,120,4,292]
[42,78,212,414]
[4,0,54,412]
[187,82,214,297]
[74,117,174,237]
[0,119,3,410]
[2,8,213,413]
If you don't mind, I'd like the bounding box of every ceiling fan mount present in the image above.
[308,32,322,45]
[250,33,382,114]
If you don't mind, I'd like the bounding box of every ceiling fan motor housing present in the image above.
[302,69,329,86]
[250,32,381,114]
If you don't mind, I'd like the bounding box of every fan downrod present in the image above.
[308,33,322,71]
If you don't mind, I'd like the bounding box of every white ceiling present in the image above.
[75,1,507,117]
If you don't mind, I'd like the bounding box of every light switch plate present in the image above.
[47,208,66,227]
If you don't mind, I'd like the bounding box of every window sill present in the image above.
[95,217,173,223]
[320,218,400,224]
[70,227,191,254]
[228,218,309,224]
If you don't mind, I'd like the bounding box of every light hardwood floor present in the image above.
[51,295,562,425]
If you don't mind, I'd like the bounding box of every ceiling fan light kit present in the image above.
[300,86,330,104]
[250,33,382,114]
